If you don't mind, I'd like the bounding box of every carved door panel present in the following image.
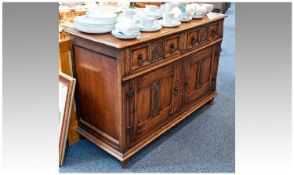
[128,63,180,145]
[183,46,214,105]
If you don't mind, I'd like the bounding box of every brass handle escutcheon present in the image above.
[184,80,190,89]
[191,36,197,46]
[170,43,176,54]
[137,54,143,66]
[173,86,179,95]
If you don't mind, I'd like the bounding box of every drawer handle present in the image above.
[184,80,190,89]
[170,43,176,54]
[137,54,144,66]
[173,86,179,96]
[212,30,217,38]
[191,36,197,46]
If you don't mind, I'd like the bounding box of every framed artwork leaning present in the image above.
[59,72,76,166]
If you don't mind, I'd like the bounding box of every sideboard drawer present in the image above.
[164,34,182,58]
[129,43,150,72]
[186,29,200,51]
[208,22,220,41]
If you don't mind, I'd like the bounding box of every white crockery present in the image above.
[111,28,140,39]
[74,22,115,34]
[186,3,196,16]
[195,5,207,16]
[145,5,158,12]
[179,15,192,22]
[115,17,140,36]
[86,10,117,24]
[137,22,162,32]
[171,7,183,19]
[201,4,214,14]
[121,8,136,19]
[139,16,156,29]
[74,15,115,26]
[159,19,181,28]
[162,12,174,24]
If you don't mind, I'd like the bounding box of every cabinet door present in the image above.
[183,46,214,106]
[126,63,181,145]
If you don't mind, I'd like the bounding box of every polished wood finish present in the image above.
[66,13,225,166]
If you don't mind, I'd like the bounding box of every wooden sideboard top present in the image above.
[66,12,226,49]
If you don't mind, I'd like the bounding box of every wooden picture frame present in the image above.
[59,72,76,166]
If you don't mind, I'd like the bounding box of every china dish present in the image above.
[201,4,214,14]
[111,29,140,39]
[192,14,206,19]
[137,22,162,32]
[179,16,192,22]
[158,20,181,28]
[73,15,116,33]
[74,22,114,34]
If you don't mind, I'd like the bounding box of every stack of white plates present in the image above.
[73,11,117,34]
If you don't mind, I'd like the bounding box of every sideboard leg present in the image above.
[208,98,215,105]
[120,159,130,168]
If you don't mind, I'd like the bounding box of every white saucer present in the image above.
[193,14,205,19]
[158,20,181,28]
[137,23,162,32]
[111,29,140,39]
[179,16,193,22]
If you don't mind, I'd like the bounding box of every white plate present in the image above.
[111,29,140,39]
[137,23,162,32]
[158,20,181,28]
[192,14,205,19]
[179,16,193,22]
[74,23,115,34]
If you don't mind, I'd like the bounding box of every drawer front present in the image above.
[187,29,200,50]
[164,34,182,58]
[128,43,150,72]
[208,22,220,41]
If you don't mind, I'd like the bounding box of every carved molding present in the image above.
[199,28,208,43]
[152,41,164,61]
[151,80,161,117]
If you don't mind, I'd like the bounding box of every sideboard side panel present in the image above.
[72,43,120,150]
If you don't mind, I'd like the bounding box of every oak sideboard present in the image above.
[67,12,226,167]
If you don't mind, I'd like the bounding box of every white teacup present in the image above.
[116,18,139,36]
[162,12,174,23]
[140,16,156,29]
[195,5,206,16]
[145,5,158,13]
[122,8,136,19]
[164,2,174,12]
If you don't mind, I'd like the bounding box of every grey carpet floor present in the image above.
[60,4,235,173]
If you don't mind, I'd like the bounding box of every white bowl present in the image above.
[86,10,117,24]
[74,15,116,26]
[201,4,214,14]
[74,22,115,34]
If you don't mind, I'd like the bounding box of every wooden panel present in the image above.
[73,45,120,149]
[183,46,214,106]
[130,63,180,145]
